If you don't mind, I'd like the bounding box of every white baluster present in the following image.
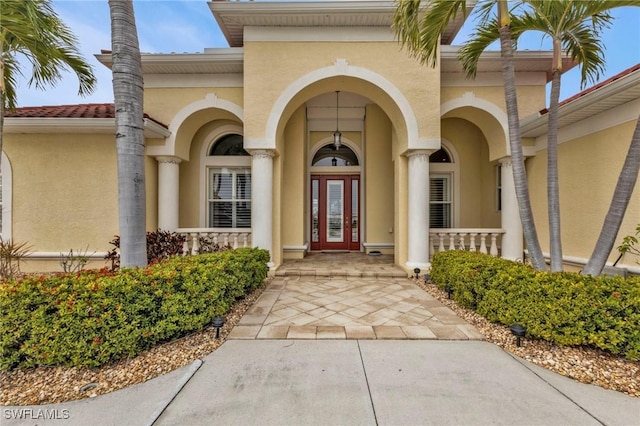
[190,233,199,255]
[438,233,445,252]
[448,233,456,251]
[223,233,230,247]
[480,233,488,254]
[429,234,434,258]
[181,236,189,256]
[469,233,477,252]
[458,233,467,251]
[231,233,239,249]
[490,233,499,257]
[213,233,219,246]
[243,233,249,248]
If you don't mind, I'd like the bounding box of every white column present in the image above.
[406,150,432,269]
[251,150,275,267]
[157,156,181,231]
[500,157,523,260]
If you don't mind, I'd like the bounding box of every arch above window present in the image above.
[312,144,359,167]
[208,134,248,156]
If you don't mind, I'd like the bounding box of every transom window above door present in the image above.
[312,144,359,167]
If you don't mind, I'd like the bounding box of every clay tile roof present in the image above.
[539,62,640,115]
[5,103,168,128]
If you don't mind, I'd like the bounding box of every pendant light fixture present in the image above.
[333,90,342,150]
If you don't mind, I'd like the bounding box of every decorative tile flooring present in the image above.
[229,253,484,340]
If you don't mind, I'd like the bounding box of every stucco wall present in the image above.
[4,133,162,272]
[5,133,118,254]
[441,85,546,119]
[281,106,307,253]
[144,87,243,128]
[365,104,394,248]
[442,118,500,229]
[527,120,640,266]
[243,39,441,152]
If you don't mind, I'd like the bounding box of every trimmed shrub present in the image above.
[430,251,640,360]
[105,229,187,270]
[0,248,269,369]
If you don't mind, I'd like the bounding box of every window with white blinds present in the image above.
[208,168,251,228]
[430,174,451,228]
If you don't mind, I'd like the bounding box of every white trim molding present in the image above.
[441,92,509,156]
[151,93,244,159]
[255,58,424,151]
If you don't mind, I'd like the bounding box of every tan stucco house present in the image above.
[3,1,640,274]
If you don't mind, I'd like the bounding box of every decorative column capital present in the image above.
[498,156,512,167]
[156,156,182,165]
[250,149,276,160]
[405,149,434,160]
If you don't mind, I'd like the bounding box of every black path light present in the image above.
[423,273,430,283]
[212,316,226,339]
[413,267,421,280]
[510,324,526,347]
[445,286,453,299]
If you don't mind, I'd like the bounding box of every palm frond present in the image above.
[458,18,501,78]
[0,0,96,107]
[393,0,469,68]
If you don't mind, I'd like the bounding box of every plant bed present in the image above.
[0,279,268,405]
[423,250,640,398]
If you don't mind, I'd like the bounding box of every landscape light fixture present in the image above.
[423,273,430,283]
[413,267,421,280]
[509,324,526,347]
[212,316,225,339]
[333,91,342,150]
[445,286,453,299]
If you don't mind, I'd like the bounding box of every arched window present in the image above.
[208,134,249,156]
[429,148,452,163]
[312,144,359,167]
[206,134,250,228]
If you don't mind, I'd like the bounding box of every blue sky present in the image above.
[12,1,640,108]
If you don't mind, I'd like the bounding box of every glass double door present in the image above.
[311,175,360,251]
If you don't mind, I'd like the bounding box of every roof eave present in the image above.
[520,69,640,137]
[95,48,244,71]
[209,0,474,47]
[441,47,577,80]
[4,117,171,139]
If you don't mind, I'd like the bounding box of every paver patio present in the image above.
[229,253,483,340]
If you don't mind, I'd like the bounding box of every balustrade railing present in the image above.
[175,228,252,255]
[429,228,505,259]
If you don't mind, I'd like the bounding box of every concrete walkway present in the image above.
[4,340,639,426]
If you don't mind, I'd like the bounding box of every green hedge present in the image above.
[430,251,640,360]
[0,248,269,369]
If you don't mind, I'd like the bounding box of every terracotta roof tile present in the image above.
[6,103,168,128]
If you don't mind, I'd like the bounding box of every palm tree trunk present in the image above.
[498,22,546,271]
[0,55,5,175]
[583,116,640,275]
[548,69,563,271]
[109,0,147,267]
